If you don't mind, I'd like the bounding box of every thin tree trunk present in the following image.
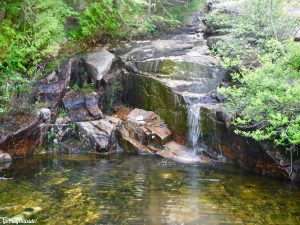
[148,0,152,16]
[269,0,278,40]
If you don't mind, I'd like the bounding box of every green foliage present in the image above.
[234,0,298,44]
[203,11,231,30]
[0,0,75,113]
[78,1,120,39]
[47,129,56,141]
[218,40,300,153]
[0,0,205,114]
[57,108,67,118]
[209,0,300,70]
[71,83,80,92]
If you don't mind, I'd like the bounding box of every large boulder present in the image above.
[76,116,121,153]
[115,108,173,154]
[0,111,46,158]
[83,47,115,82]
[199,106,300,181]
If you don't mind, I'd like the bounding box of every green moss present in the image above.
[123,73,188,134]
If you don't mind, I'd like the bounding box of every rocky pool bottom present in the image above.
[0,153,299,225]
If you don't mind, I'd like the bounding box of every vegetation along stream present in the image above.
[0,0,300,224]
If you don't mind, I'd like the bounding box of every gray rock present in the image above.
[34,59,74,118]
[0,161,11,171]
[62,91,90,122]
[59,139,89,154]
[0,152,12,163]
[36,108,51,123]
[84,93,103,119]
[77,122,109,152]
[83,47,115,81]
[127,108,156,125]
[48,124,72,142]
[77,116,121,153]
[206,35,233,48]
[213,0,244,15]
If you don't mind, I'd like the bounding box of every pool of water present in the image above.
[0,154,299,225]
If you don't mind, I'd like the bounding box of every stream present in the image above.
[0,154,300,225]
[0,3,300,225]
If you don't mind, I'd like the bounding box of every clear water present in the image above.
[0,154,300,225]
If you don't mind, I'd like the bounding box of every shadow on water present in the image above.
[0,153,300,225]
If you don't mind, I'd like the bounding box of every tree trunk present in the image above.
[148,0,152,16]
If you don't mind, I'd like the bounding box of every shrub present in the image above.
[218,40,300,155]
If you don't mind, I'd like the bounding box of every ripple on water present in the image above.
[0,154,299,225]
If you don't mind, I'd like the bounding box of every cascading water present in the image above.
[187,104,202,149]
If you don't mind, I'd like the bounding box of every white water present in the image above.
[187,104,202,148]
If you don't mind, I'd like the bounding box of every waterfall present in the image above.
[187,104,201,149]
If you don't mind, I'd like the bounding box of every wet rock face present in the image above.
[0,111,45,158]
[122,73,188,139]
[59,139,90,154]
[117,16,226,142]
[200,106,300,181]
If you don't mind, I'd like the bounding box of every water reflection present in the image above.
[0,154,299,225]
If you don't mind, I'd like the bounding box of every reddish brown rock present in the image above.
[0,111,45,158]
[116,108,172,154]
[200,106,300,181]
[156,141,208,163]
[117,127,154,154]
[115,107,132,120]
[145,121,171,145]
